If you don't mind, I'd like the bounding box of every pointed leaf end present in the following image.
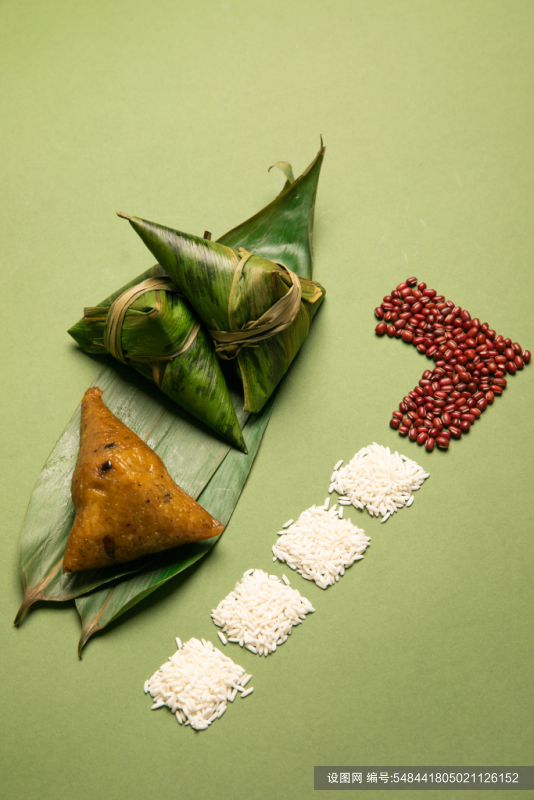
[14,593,36,627]
[78,630,90,658]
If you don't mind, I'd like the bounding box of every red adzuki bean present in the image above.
[377,280,529,450]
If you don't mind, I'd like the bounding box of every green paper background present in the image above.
[0,1,532,799]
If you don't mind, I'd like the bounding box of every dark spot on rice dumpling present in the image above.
[102,536,116,557]
[104,442,116,449]
[100,460,112,472]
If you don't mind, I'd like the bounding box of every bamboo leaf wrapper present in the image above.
[68,264,247,453]
[117,220,325,413]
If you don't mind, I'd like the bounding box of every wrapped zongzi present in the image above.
[116,217,326,413]
[63,387,224,572]
[68,264,247,452]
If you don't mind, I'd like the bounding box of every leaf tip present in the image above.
[14,594,33,627]
[116,211,130,220]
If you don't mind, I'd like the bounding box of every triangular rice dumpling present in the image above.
[63,387,224,572]
[68,264,247,453]
[117,217,325,414]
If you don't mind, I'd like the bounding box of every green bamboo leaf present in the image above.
[75,400,273,655]
[268,160,295,191]
[219,140,324,279]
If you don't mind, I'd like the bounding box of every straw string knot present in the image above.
[209,249,303,359]
[97,277,201,384]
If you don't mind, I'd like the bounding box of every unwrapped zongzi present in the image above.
[63,387,224,572]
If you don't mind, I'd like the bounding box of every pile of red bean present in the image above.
[375,278,530,452]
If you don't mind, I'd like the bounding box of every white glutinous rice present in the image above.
[217,630,227,645]
[331,443,429,519]
[144,637,250,731]
[282,519,294,529]
[272,506,370,589]
[211,569,315,656]
[334,459,344,471]
[407,496,414,507]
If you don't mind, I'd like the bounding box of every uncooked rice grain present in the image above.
[144,637,250,731]
[211,569,315,656]
[272,506,370,589]
[332,443,429,518]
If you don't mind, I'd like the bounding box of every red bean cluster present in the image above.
[375,278,530,452]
